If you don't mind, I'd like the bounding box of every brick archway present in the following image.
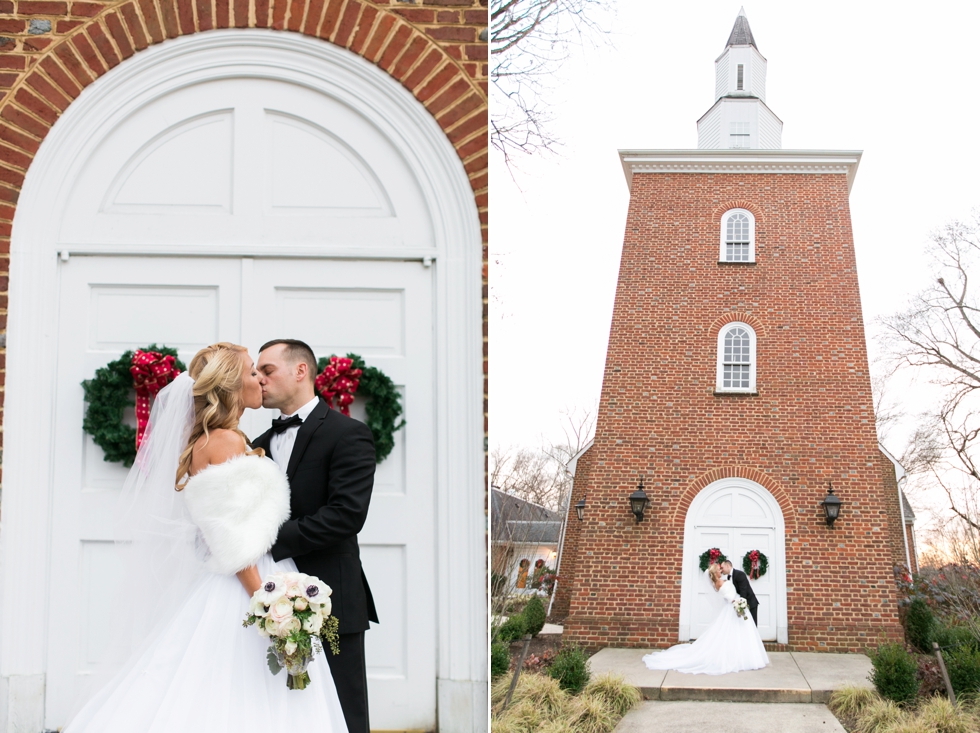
[0,0,488,358]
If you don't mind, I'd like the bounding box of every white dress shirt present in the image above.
[269,396,320,474]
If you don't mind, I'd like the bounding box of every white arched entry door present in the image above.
[4,31,484,732]
[678,478,788,644]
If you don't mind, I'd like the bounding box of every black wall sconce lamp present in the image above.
[629,477,650,523]
[821,482,842,528]
[575,497,586,522]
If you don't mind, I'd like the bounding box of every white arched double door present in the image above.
[5,31,484,732]
[678,478,788,644]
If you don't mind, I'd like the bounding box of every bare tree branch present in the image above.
[490,0,612,167]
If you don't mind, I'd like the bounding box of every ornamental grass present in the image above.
[853,698,907,733]
[491,671,641,733]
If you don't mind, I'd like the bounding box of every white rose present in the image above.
[283,572,304,598]
[269,596,294,623]
[293,597,308,611]
[284,640,297,656]
[317,598,332,617]
[278,617,301,638]
[264,617,279,636]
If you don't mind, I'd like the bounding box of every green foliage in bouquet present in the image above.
[868,643,919,704]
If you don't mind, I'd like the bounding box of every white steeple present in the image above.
[697,8,782,149]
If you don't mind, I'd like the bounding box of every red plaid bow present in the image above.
[131,350,181,449]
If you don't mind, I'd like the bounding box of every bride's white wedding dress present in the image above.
[64,374,349,732]
[642,580,769,675]
[66,552,349,732]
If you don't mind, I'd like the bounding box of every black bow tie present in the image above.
[726,575,732,580]
[271,414,303,434]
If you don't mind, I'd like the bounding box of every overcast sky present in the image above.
[489,1,980,532]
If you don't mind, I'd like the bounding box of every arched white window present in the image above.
[720,208,755,262]
[716,322,757,393]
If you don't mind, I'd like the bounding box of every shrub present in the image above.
[523,596,547,637]
[945,644,980,697]
[566,692,616,733]
[915,695,978,733]
[905,598,936,652]
[496,614,528,643]
[828,685,879,718]
[583,673,642,717]
[491,641,511,679]
[548,644,590,694]
[854,698,906,733]
[935,623,980,653]
[868,643,919,704]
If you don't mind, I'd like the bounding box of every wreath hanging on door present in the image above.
[742,550,769,580]
[315,353,405,463]
[82,348,404,467]
[698,547,729,572]
[81,345,186,467]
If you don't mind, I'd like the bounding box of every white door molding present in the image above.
[4,30,485,732]
[678,477,788,645]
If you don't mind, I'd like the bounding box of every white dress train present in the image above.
[65,552,350,732]
[642,580,769,675]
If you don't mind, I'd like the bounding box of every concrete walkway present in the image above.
[614,701,847,733]
[589,648,873,704]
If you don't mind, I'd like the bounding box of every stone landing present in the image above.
[588,648,873,704]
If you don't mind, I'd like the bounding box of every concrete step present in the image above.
[588,648,873,704]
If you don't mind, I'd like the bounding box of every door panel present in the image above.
[46,257,242,723]
[247,259,435,728]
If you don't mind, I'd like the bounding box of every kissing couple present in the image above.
[66,340,378,733]
[643,560,769,675]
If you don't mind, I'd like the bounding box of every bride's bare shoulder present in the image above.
[190,429,247,475]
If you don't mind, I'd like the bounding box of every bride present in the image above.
[65,343,349,732]
[642,563,769,675]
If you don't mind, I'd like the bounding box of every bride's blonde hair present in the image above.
[175,342,263,489]
[708,564,721,585]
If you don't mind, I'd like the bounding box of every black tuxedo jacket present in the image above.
[730,568,759,611]
[253,397,379,634]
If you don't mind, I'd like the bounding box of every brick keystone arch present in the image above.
[708,310,767,338]
[0,0,487,232]
[712,199,764,224]
[671,465,798,536]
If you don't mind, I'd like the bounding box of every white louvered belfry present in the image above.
[697,7,783,149]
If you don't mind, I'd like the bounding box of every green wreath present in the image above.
[316,354,405,463]
[698,547,728,572]
[82,345,186,467]
[742,550,769,580]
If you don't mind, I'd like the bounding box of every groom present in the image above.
[721,560,759,626]
[254,339,378,733]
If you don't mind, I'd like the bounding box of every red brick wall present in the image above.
[877,450,909,570]
[551,443,594,620]
[0,0,488,482]
[561,171,904,652]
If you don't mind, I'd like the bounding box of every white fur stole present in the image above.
[181,454,290,575]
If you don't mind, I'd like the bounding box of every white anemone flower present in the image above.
[300,577,331,604]
[254,573,288,606]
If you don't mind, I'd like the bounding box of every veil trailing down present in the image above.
[65,359,349,732]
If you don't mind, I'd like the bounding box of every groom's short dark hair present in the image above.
[259,339,317,383]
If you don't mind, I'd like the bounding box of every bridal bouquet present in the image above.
[733,597,749,621]
[243,572,340,690]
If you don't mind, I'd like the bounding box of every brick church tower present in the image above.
[553,9,907,652]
